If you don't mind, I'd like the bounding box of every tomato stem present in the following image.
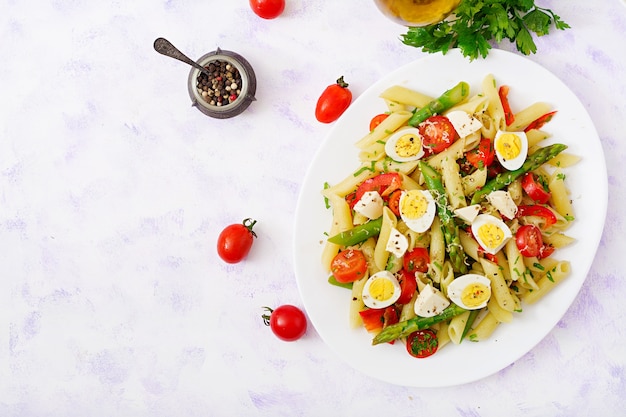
[335,76,349,88]
[262,306,274,326]
[243,218,258,237]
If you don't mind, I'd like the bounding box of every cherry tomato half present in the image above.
[262,305,307,342]
[315,76,352,123]
[249,0,285,19]
[369,113,389,131]
[403,247,430,273]
[418,115,458,154]
[330,249,368,283]
[406,329,438,358]
[515,224,544,257]
[521,172,551,204]
[217,218,257,263]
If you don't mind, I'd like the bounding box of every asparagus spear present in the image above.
[419,161,468,274]
[372,304,467,345]
[408,81,470,126]
[470,143,567,205]
[327,217,383,246]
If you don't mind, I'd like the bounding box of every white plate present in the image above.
[293,49,607,387]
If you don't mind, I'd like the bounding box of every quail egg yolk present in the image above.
[495,133,522,160]
[460,282,491,308]
[477,223,506,251]
[394,133,422,158]
[369,277,396,302]
[401,190,428,219]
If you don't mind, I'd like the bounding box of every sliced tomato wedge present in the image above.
[522,172,551,204]
[516,205,557,229]
[387,189,402,217]
[369,113,389,131]
[349,172,403,208]
[498,85,515,126]
[330,249,368,283]
[465,137,495,170]
[396,269,417,305]
[418,115,458,154]
[524,110,557,132]
[403,247,430,273]
[406,329,438,358]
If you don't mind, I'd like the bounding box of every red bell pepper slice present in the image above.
[515,205,557,229]
[521,172,551,204]
[524,111,557,132]
[498,85,515,126]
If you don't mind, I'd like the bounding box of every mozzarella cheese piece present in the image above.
[446,110,483,138]
[486,190,518,219]
[454,204,481,224]
[386,227,409,258]
[353,191,384,219]
[414,284,451,318]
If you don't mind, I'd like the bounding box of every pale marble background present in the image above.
[1,1,625,416]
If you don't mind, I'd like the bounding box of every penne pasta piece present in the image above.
[548,168,575,220]
[523,261,571,304]
[480,258,515,312]
[355,111,412,149]
[379,85,433,108]
[447,310,471,345]
[468,311,500,342]
[508,102,552,132]
[349,275,369,328]
[373,207,398,271]
[321,194,353,270]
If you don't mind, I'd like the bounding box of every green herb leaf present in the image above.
[400,0,569,60]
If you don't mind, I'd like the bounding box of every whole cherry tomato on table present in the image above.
[217,218,257,263]
[315,76,353,123]
[262,305,307,341]
[249,0,285,19]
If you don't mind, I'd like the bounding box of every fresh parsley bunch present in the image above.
[401,0,570,60]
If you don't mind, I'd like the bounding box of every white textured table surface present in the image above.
[2,1,625,416]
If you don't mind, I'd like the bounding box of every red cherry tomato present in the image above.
[330,249,368,283]
[465,137,495,170]
[315,76,353,123]
[515,224,544,257]
[403,247,430,273]
[369,113,389,131]
[217,218,257,263]
[396,269,417,305]
[249,0,285,19]
[262,305,307,341]
[406,329,438,358]
[521,172,551,204]
[418,115,458,154]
